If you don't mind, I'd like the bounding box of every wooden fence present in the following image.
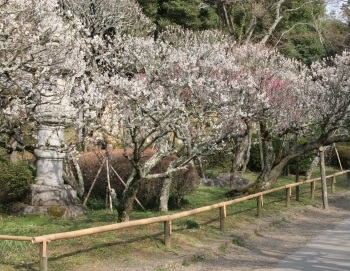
[1,169,350,271]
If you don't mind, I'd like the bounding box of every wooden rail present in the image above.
[0,235,32,242]
[1,169,350,271]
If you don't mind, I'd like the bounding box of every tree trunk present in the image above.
[260,0,285,45]
[295,158,300,201]
[71,154,84,197]
[159,177,172,212]
[257,125,265,171]
[117,169,142,222]
[9,142,18,162]
[241,129,252,172]
[117,149,165,221]
[304,155,319,180]
[230,131,251,187]
[231,133,250,173]
[255,122,275,190]
[62,153,85,198]
[228,133,350,196]
[195,156,206,179]
[319,146,329,209]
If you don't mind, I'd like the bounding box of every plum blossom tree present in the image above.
[233,49,350,193]
[247,54,312,190]
[0,0,86,153]
[93,23,350,217]
[55,0,156,150]
[209,43,313,192]
[269,51,350,181]
[93,27,252,220]
[58,0,155,38]
[3,0,350,221]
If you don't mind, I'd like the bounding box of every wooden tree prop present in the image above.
[83,149,145,212]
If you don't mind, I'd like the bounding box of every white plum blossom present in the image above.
[2,0,350,218]
[1,0,86,148]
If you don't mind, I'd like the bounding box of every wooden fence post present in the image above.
[331,175,336,194]
[219,204,226,231]
[164,221,171,249]
[295,159,300,201]
[319,146,329,209]
[39,241,48,271]
[286,187,291,207]
[257,195,263,217]
[310,181,315,200]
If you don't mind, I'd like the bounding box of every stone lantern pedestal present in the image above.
[26,87,85,217]
[31,150,77,207]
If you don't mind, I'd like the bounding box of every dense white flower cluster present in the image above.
[2,0,350,219]
[2,0,350,151]
[1,0,86,139]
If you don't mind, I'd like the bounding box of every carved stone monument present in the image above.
[28,79,85,217]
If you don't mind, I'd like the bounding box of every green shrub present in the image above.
[0,162,34,208]
[201,146,236,180]
[202,149,232,174]
[169,169,196,209]
[47,206,66,217]
[203,168,220,179]
[86,196,106,210]
[288,151,317,175]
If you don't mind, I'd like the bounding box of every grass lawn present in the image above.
[0,167,348,271]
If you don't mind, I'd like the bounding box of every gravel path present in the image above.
[78,191,350,271]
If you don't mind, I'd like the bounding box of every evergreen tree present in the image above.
[137,0,219,31]
[322,18,350,57]
[138,0,328,64]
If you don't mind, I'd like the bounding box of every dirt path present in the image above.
[78,191,350,271]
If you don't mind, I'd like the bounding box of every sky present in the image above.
[326,0,346,20]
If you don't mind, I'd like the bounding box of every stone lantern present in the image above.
[29,79,85,216]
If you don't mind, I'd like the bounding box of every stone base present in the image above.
[32,184,77,206]
[12,204,86,218]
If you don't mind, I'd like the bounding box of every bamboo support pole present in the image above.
[90,150,145,211]
[83,157,106,206]
[0,235,32,241]
[39,241,48,271]
[106,158,113,212]
[319,147,329,210]
[109,164,146,211]
[310,181,315,200]
[285,187,291,207]
[331,175,336,194]
[219,204,226,231]
[295,160,300,201]
[256,195,262,217]
[295,185,300,201]
[334,144,343,171]
[164,221,171,249]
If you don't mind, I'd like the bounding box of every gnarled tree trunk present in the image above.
[63,153,85,198]
[117,168,142,222]
[229,133,350,196]
[159,177,172,212]
[230,130,252,186]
